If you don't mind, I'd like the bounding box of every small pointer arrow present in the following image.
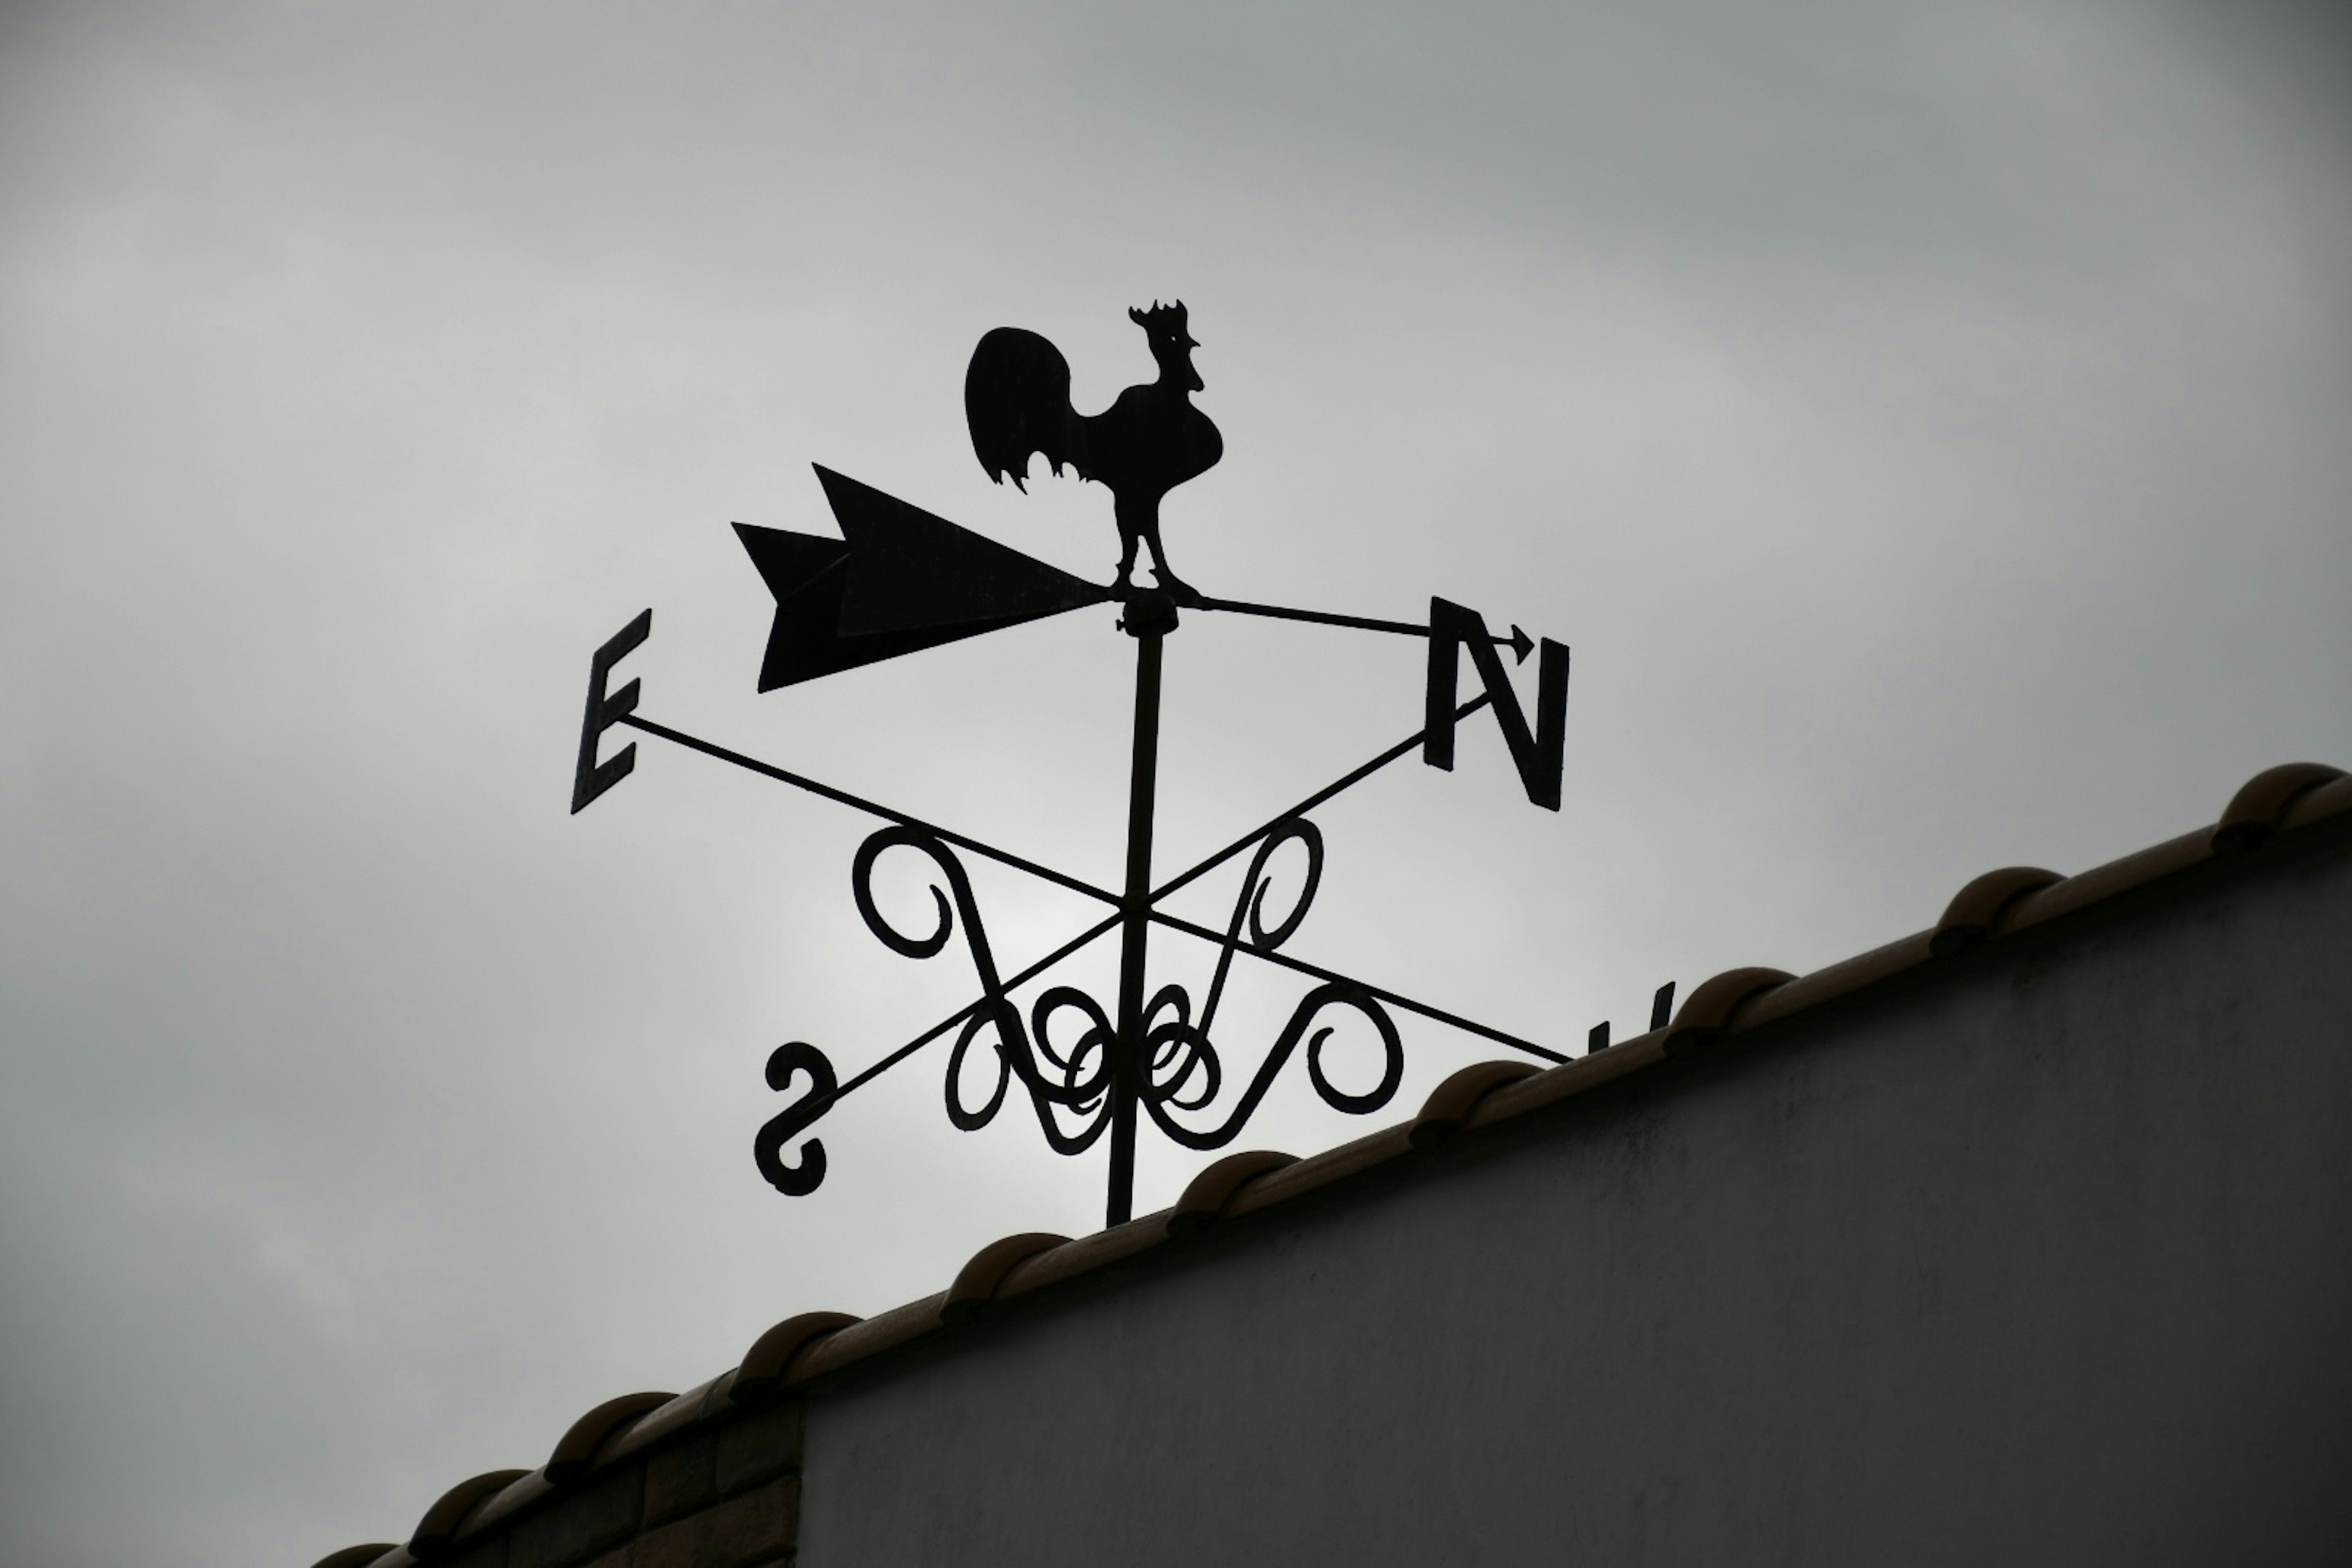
[1193,595,1533,663]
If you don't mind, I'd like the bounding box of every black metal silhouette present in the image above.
[579,587,1567,1226]
[710,675,1533,1220]
[571,302,1587,1228]
[1581,979,1680,1055]
[1426,597,1571,812]
[965,302,1223,598]
[753,1042,835,1197]
[738,467,1109,690]
[571,608,650,813]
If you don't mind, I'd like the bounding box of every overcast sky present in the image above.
[3,2,2348,1562]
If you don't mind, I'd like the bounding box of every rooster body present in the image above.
[965,301,1222,598]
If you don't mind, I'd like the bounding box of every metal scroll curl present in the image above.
[755,1040,837,1196]
[756,814,1406,1193]
[854,826,1115,1154]
[1194,816,1324,1039]
[1139,980,1403,1151]
[1138,816,1404,1150]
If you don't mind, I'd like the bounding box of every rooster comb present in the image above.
[1128,300,1189,333]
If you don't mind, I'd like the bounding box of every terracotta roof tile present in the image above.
[943,1232,1071,1322]
[1409,1060,1541,1148]
[1931,866,2063,956]
[2214,761,2345,853]
[592,1373,730,1470]
[406,1468,527,1558]
[996,1213,1175,1298]
[2003,827,2207,931]
[1661,966,1796,1053]
[1227,1121,1420,1218]
[443,1469,549,1542]
[1166,1150,1300,1237]
[2282,770,2352,831]
[546,1391,674,1487]
[734,1311,861,1400]
[1738,933,1932,1030]
[791,1292,949,1382]
[1464,1028,1670,1130]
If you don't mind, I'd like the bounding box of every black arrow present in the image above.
[737,466,1112,691]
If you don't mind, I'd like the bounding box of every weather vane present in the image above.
[571,301,1574,1227]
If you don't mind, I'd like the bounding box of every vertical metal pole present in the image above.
[1108,597,1170,1227]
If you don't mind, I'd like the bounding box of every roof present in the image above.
[315,758,2352,1568]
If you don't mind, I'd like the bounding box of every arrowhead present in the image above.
[1509,624,1534,665]
[816,466,1109,635]
[735,469,1112,692]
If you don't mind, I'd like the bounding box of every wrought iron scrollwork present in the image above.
[1194,815,1324,1037]
[854,826,1115,1155]
[1137,980,1407,1149]
[793,813,1406,1171]
[739,737,1550,1202]
[1132,817,1403,1149]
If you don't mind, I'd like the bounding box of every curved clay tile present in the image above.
[544,1391,674,1488]
[407,1468,529,1559]
[453,1472,552,1544]
[1167,1150,1299,1237]
[943,1233,1071,1323]
[595,1376,735,1470]
[1931,866,2063,957]
[309,1546,398,1568]
[2214,762,2347,854]
[1662,967,1796,1055]
[794,1292,951,1379]
[1410,1061,1541,1149]
[735,1311,863,1399]
[992,1216,1178,1300]
[2285,773,2352,830]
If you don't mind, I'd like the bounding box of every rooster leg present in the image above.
[1113,524,1140,594]
[1142,524,1194,600]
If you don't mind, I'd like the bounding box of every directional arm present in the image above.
[1194,594,1532,662]
[614,712,1122,909]
[1144,906,1566,1063]
[1155,692,1494,903]
[831,911,1126,1101]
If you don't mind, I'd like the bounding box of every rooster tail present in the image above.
[965,326,1087,490]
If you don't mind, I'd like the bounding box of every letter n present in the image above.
[1424,597,1569,811]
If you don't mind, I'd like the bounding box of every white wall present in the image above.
[797,836,2352,1566]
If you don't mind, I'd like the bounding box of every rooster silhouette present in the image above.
[965,301,1223,600]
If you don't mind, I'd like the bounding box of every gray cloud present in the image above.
[2,2,2347,1562]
